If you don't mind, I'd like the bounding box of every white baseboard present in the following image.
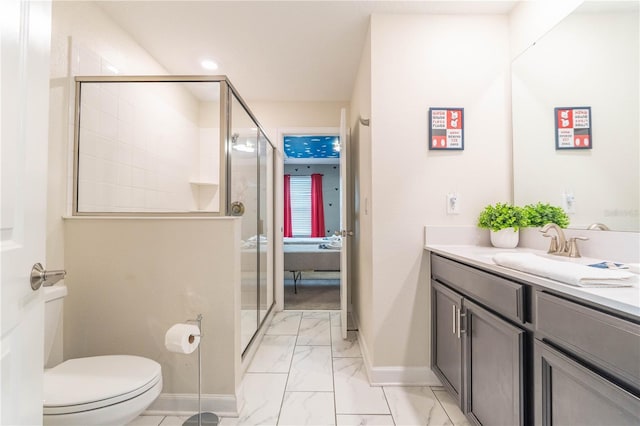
[367,365,442,386]
[145,393,238,417]
[355,315,441,387]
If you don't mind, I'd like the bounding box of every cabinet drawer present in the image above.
[431,254,524,322]
[535,339,640,426]
[536,291,640,388]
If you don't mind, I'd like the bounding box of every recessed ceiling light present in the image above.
[200,59,218,71]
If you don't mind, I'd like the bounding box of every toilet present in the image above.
[43,285,162,425]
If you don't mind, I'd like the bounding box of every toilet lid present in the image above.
[43,355,161,414]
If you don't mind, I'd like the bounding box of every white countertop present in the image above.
[425,244,640,319]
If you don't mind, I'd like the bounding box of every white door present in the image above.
[339,109,350,339]
[1,0,52,424]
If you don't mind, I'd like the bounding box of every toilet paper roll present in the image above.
[164,323,200,354]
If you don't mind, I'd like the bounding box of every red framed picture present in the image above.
[554,107,592,149]
[429,107,464,150]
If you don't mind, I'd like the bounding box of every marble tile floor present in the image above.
[129,310,469,426]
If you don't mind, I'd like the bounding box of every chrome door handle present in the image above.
[30,263,67,291]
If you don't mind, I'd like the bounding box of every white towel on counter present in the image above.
[492,252,634,288]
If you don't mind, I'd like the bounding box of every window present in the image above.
[289,175,311,237]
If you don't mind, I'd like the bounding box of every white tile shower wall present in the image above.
[70,42,201,213]
[66,41,114,214]
[196,127,221,211]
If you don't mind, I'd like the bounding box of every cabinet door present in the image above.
[534,340,640,426]
[432,280,464,407]
[464,299,524,426]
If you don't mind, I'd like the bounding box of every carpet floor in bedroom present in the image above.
[284,271,340,310]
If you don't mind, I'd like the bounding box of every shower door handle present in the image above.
[230,201,245,216]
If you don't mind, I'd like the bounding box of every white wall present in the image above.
[508,0,583,59]
[348,24,373,367]
[248,101,349,143]
[363,14,511,373]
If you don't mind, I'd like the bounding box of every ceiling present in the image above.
[284,135,340,161]
[96,0,517,103]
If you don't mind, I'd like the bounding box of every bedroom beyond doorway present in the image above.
[283,134,341,310]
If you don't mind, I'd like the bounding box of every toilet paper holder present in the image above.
[181,313,219,426]
[186,314,204,338]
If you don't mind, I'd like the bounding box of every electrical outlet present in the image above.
[447,193,460,214]
[563,192,576,214]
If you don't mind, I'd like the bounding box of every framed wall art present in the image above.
[429,107,464,150]
[555,106,592,149]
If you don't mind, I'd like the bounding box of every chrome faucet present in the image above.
[540,223,588,258]
[587,222,610,231]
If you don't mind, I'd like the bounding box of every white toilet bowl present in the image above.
[43,355,162,425]
[43,286,162,425]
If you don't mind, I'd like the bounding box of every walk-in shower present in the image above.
[72,76,274,356]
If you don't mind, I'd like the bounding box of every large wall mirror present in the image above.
[512,1,639,232]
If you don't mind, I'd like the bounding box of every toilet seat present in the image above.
[43,355,161,415]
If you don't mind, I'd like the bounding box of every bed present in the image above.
[284,243,341,293]
[283,237,334,245]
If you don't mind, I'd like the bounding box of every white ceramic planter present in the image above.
[490,228,519,248]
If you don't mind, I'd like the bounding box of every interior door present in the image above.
[339,108,349,339]
[1,0,52,424]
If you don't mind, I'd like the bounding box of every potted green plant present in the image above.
[523,203,570,228]
[477,202,528,248]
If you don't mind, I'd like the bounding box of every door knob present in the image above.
[30,263,67,291]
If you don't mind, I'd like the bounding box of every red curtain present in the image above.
[283,174,293,237]
[311,174,325,237]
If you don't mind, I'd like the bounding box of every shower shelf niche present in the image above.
[190,181,219,212]
[189,181,218,187]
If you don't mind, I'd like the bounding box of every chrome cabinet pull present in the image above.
[452,305,457,335]
[456,309,466,339]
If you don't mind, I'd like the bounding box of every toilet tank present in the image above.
[44,285,67,368]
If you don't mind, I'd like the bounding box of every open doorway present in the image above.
[283,134,341,310]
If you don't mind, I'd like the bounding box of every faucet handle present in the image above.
[541,233,560,253]
[566,236,589,258]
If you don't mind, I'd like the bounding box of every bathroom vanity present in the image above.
[427,246,640,426]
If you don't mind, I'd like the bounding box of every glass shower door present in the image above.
[229,94,259,352]
[227,87,274,355]
[258,130,273,324]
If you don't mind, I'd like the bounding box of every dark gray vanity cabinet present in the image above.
[432,280,463,404]
[431,254,526,426]
[534,290,640,426]
[534,340,640,426]
[431,251,640,426]
[464,299,525,426]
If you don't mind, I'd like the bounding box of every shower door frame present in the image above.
[72,75,235,217]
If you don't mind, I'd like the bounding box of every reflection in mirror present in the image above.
[512,2,639,231]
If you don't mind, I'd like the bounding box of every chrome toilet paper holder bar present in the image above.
[182,313,218,426]
[186,314,204,338]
